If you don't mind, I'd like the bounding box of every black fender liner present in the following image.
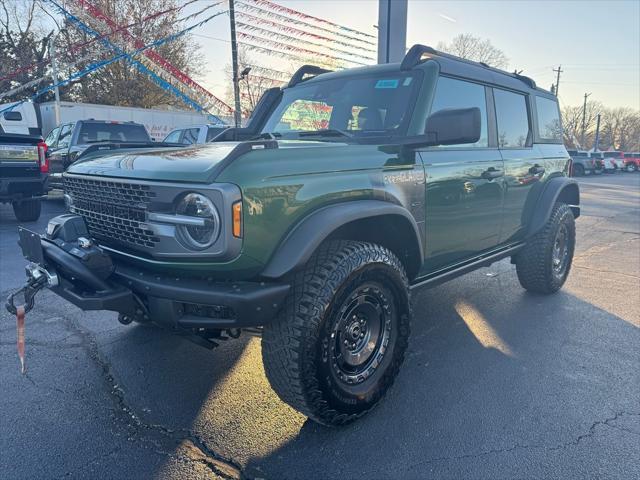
[527,177,580,237]
[261,200,424,279]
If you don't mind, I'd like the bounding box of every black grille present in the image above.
[65,176,159,248]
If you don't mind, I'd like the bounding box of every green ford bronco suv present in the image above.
[13,45,579,425]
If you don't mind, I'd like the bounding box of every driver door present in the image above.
[418,76,505,274]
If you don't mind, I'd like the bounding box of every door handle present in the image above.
[481,168,504,180]
[529,164,545,175]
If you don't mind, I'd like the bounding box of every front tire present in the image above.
[262,240,411,426]
[12,199,41,222]
[626,163,638,173]
[515,203,575,294]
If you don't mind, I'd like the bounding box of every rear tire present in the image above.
[626,163,638,173]
[515,203,575,294]
[262,240,411,426]
[12,199,41,222]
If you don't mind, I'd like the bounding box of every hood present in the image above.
[66,140,345,183]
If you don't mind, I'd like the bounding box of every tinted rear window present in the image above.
[535,96,562,143]
[494,89,531,148]
[78,123,150,143]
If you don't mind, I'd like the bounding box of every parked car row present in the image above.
[568,149,640,176]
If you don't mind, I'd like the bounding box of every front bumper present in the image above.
[23,230,289,329]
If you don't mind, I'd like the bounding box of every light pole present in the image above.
[239,67,253,112]
[49,29,66,125]
[377,0,408,64]
[580,92,591,148]
[228,0,242,128]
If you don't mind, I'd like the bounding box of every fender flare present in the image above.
[260,200,424,279]
[527,177,580,236]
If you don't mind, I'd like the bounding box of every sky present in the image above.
[187,0,640,111]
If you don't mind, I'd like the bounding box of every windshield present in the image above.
[78,123,150,143]
[261,72,420,142]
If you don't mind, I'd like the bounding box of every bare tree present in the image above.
[561,100,603,149]
[562,101,640,151]
[437,34,509,69]
[225,48,290,117]
[59,0,205,109]
[0,0,55,102]
[1,0,206,109]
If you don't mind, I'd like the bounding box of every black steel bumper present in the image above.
[29,237,289,329]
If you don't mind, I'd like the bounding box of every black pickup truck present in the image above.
[0,133,49,221]
[44,120,180,189]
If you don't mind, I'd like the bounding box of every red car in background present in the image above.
[622,152,640,172]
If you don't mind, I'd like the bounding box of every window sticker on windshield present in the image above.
[375,79,399,89]
[403,77,413,86]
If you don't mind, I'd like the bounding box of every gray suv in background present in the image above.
[568,149,602,176]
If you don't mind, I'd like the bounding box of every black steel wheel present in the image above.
[262,240,411,426]
[515,202,576,294]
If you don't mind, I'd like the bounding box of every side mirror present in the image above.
[3,111,22,121]
[424,107,481,146]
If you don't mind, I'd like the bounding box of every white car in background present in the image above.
[163,123,228,145]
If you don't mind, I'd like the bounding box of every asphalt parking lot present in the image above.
[1,174,639,479]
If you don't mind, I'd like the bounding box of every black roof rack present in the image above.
[400,44,437,70]
[288,65,333,87]
[400,43,538,90]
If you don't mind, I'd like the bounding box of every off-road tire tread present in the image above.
[12,199,41,222]
[262,240,411,426]
[515,202,575,294]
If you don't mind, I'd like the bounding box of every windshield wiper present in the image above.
[298,129,353,139]
[255,132,282,140]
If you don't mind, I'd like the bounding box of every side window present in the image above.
[206,127,223,142]
[164,130,182,143]
[429,76,488,147]
[182,128,199,145]
[494,89,531,148]
[57,124,74,149]
[45,127,60,147]
[535,96,562,142]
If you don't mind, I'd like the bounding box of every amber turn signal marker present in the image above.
[232,201,242,237]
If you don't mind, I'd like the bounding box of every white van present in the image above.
[0,102,40,135]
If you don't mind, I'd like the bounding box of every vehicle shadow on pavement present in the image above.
[0,288,253,478]
[243,270,640,480]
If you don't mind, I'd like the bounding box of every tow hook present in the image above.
[5,264,58,374]
[5,263,57,316]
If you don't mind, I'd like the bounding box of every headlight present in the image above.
[175,193,220,250]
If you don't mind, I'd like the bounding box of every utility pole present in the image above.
[593,113,601,152]
[580,92,591,148]
[228,0,242,128]
[49,33,62,125]
[552,65,563,97]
